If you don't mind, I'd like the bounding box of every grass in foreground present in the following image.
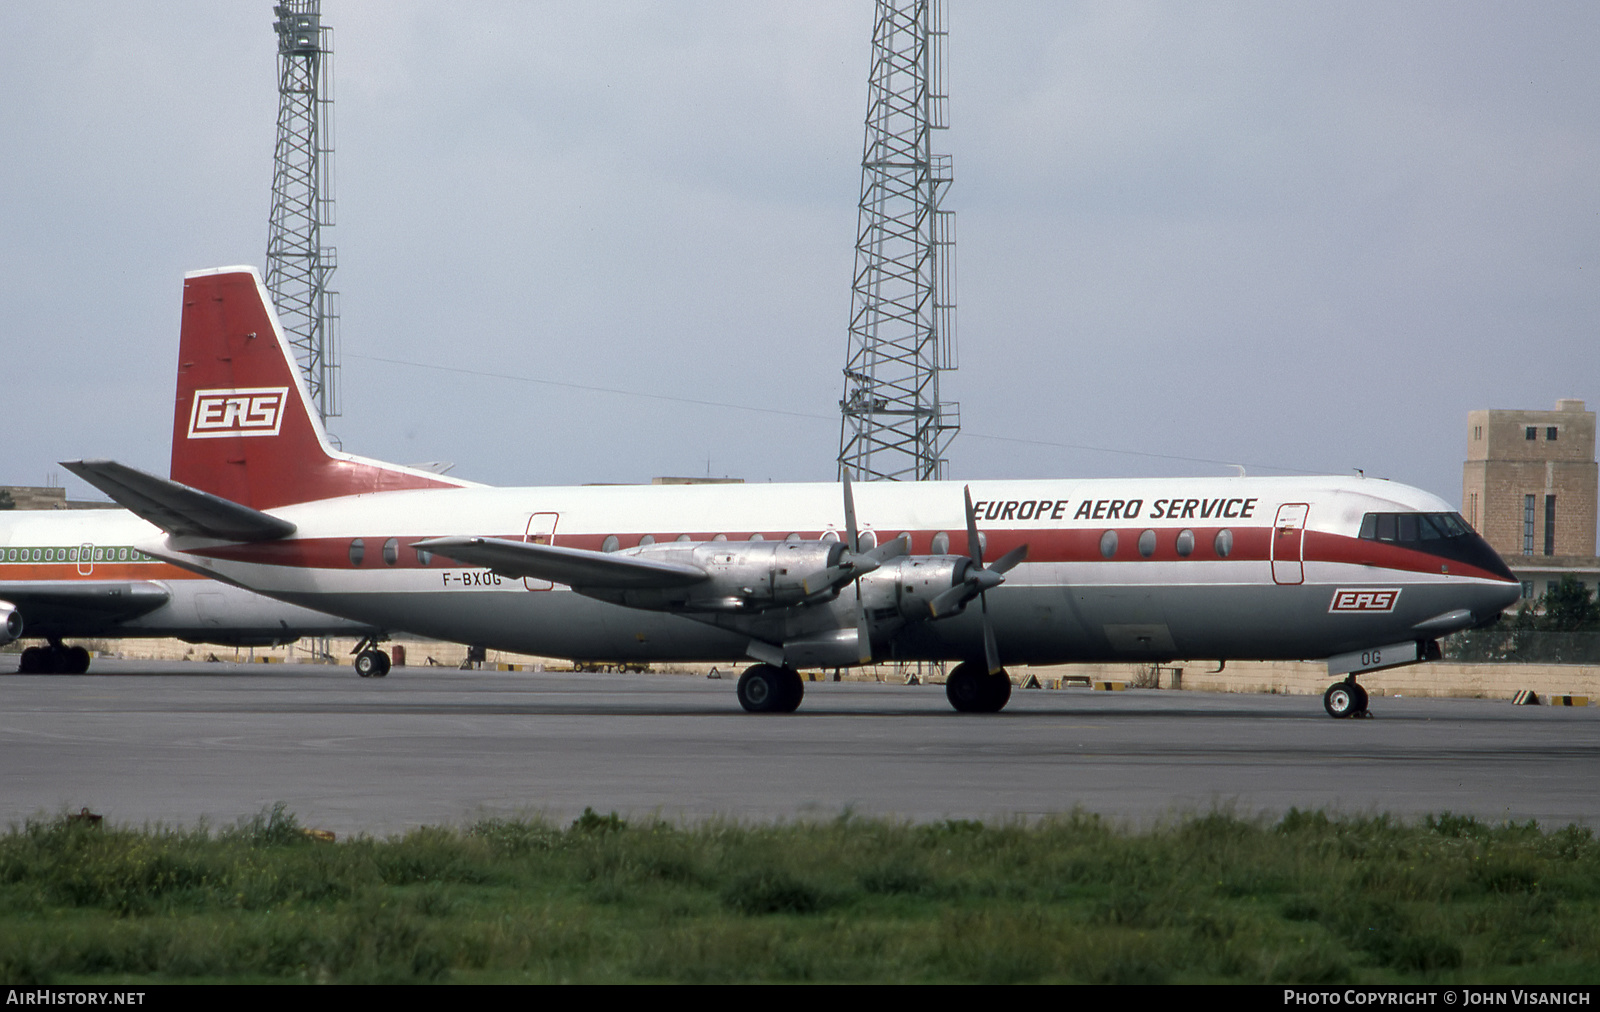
[0,804,1597,984]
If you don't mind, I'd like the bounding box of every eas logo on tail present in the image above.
[187,388,289,439]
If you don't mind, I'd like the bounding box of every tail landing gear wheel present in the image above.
[946,661,1012,713]
[1323,680,1366,719]
[354,649,391,678]
[737,663,803,713]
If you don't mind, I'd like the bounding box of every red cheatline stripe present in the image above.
[181,527,1515,584]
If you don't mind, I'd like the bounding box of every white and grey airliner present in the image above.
[66,268,1522,716]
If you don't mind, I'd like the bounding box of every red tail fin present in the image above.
[171,267,470,509]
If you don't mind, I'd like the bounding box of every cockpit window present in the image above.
[1356,510,1513,580]
[1359,512,1470,543]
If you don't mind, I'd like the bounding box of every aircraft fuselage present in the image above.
[154,474,1519,668]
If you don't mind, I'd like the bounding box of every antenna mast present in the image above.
[837,0,957,482]
[266,0,340,422]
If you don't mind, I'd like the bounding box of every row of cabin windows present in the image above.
[350,530,1240,567]
[2,546,148,563]
[597,530,938,553]
[348,538,405,567]
[1101,528,1234,560]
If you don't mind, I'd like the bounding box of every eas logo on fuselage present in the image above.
[1329,588,1400,613]
[187,388,289,439]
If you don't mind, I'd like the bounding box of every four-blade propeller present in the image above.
[926,485,1029,674]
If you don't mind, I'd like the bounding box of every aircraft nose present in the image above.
[1473,580,1523,627]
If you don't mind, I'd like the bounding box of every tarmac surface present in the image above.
[1,659,1596,835]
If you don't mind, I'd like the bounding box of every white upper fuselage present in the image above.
[0,508,368,643]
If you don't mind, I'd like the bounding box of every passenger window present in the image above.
[784,533,801,543]
[675,534,692,542]
[713,534,729,542]
[602,535,620,553]
[415,546,432,566]
[1214,529,1233,558]
[748,534,765,542]
[820,531,839,543]
[931,532,950,555]
[639,535,656,547]
[860,531,878,549]
[348,539,365,566]
[1138,530,1156,558]
[1175,529,1195,557]
[1100,530,1118,559]
[383,537,399,565]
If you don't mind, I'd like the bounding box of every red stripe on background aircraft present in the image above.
[0,511,377,674]
[65,267,1521,716]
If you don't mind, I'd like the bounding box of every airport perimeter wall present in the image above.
[8,637,1596,703]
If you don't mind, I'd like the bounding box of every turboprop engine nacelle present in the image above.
[857,555,973,626]
[587,540,856,613]
[0,601,22,645]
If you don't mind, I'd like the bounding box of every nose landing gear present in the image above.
[1323,678,1370,719]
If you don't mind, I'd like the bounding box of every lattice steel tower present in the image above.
[837,0,957,482]
[266,1,340,421]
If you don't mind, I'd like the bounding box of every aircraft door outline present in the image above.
[523,513,560,591]
[1271,503,1309,586]
[78,543,94,576]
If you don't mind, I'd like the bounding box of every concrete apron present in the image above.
[12,637,1598,703]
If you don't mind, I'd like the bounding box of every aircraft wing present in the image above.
[60,460,296,542]
[0,581,171,623]
[414,536,707,590]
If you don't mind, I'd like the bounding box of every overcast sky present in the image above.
[3,2,1596,515]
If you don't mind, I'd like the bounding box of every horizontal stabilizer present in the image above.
[60,459,297,542]
[414,536,707,590]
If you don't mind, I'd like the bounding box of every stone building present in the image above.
[0,486,120,511]
[1462,399,1599,601]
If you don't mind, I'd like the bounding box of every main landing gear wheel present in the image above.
[736,663,803,713]
[16,644,91,674]
[354,649,391,678]
[946,660,1012,713]
[1323,679,1368,719]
